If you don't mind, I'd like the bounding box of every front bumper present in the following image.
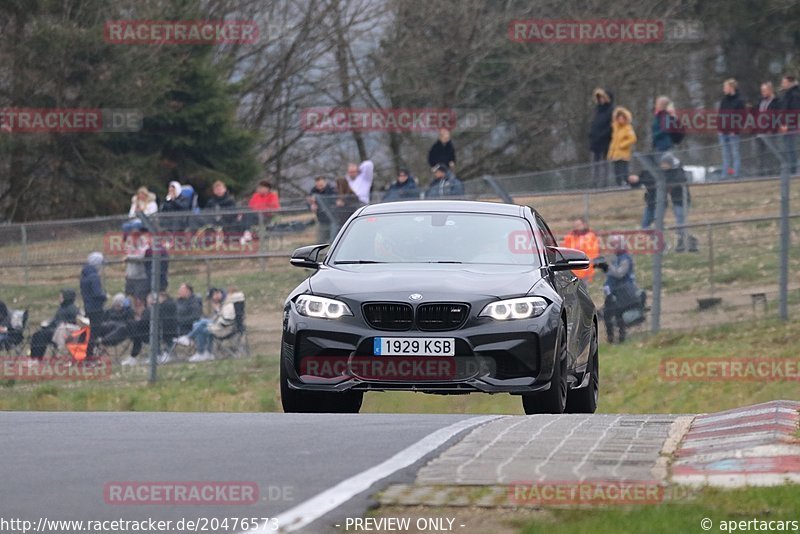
[281,302,562,394]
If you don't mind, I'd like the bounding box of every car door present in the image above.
[535,214,581,364]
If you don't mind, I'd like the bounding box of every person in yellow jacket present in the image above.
[562,217,600,282]
[608,107,637,186]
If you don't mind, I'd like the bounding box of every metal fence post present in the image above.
[258,212,266,272]
[20,224,29,286]
[136,211,160,382]
[707,224,714,298]
[482,175,514,204]
[757,134,790,320]
[148,252,160,383]
[634,152,667,333]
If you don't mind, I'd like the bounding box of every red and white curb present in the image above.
[672,400,800,487]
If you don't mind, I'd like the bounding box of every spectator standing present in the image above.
[427,127,456,170]
[383,168,421,202]
[607,107,637,186]
[29,289,79,359]
[425,163,464,198]
[757,82,780,176]
[332,177,364,236]
[652,96,683,153]
[562,217,600,282]
[124,230,149,317]
[144,236,169,292]
[346,160,374,204]
[80,252,106,357]
[778,75,800,173]
[175,283,203,335]
[123,186,158,234]
[600,235,635,344]
[589,88,614,185]
[307,176,338,243]
[718,78,745,178]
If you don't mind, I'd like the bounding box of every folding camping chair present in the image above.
[213,300,249,359]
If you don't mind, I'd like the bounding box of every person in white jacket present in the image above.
[176,288,245,362]
[345,160,374,204]
[123,187,158,234]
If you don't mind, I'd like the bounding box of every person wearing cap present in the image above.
[427,127,456,170]
[345,160,374,204]
[382,168,420,202]
[425,163,464,198]
[80,252,107,357]
[598,235,635,344]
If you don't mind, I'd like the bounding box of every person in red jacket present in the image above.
[248,180,280,212]
[240,180,281,244]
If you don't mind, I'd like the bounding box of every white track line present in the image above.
[242,415,502,533]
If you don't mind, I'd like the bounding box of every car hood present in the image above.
[310,264,542,300]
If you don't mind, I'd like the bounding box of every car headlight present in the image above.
[479,297,549,320]
[295,295,352,319]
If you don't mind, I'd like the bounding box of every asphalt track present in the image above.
[0,412,491,533]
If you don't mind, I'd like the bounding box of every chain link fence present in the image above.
[0,134,795,384]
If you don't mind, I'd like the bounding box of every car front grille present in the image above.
[362,303,414,331]
[416,303,470,331]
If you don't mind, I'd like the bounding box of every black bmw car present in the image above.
[280,200,599,414]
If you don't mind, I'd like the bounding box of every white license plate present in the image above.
[374,337,455,356]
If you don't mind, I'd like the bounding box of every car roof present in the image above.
[357,200,525,217]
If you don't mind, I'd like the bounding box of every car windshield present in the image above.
[329,212,540,266]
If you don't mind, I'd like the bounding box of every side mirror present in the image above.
[290,244,329,269]
[548,246,590,271]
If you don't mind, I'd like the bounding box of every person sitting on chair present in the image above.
[176,287,245,362]
[175,283,203,335]
[29,289,80,359]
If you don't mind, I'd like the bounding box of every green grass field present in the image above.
[2,316,798,414]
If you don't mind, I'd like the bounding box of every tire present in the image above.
[280,360,363,413]
[566,325,599,414]
[522,323,568,415]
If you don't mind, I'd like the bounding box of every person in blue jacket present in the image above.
[425,164,464,198]
[80,251,107,357]
[383,168,420,202]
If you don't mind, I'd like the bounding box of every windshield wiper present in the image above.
[426,260,463,264]
[333,260,386,264]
